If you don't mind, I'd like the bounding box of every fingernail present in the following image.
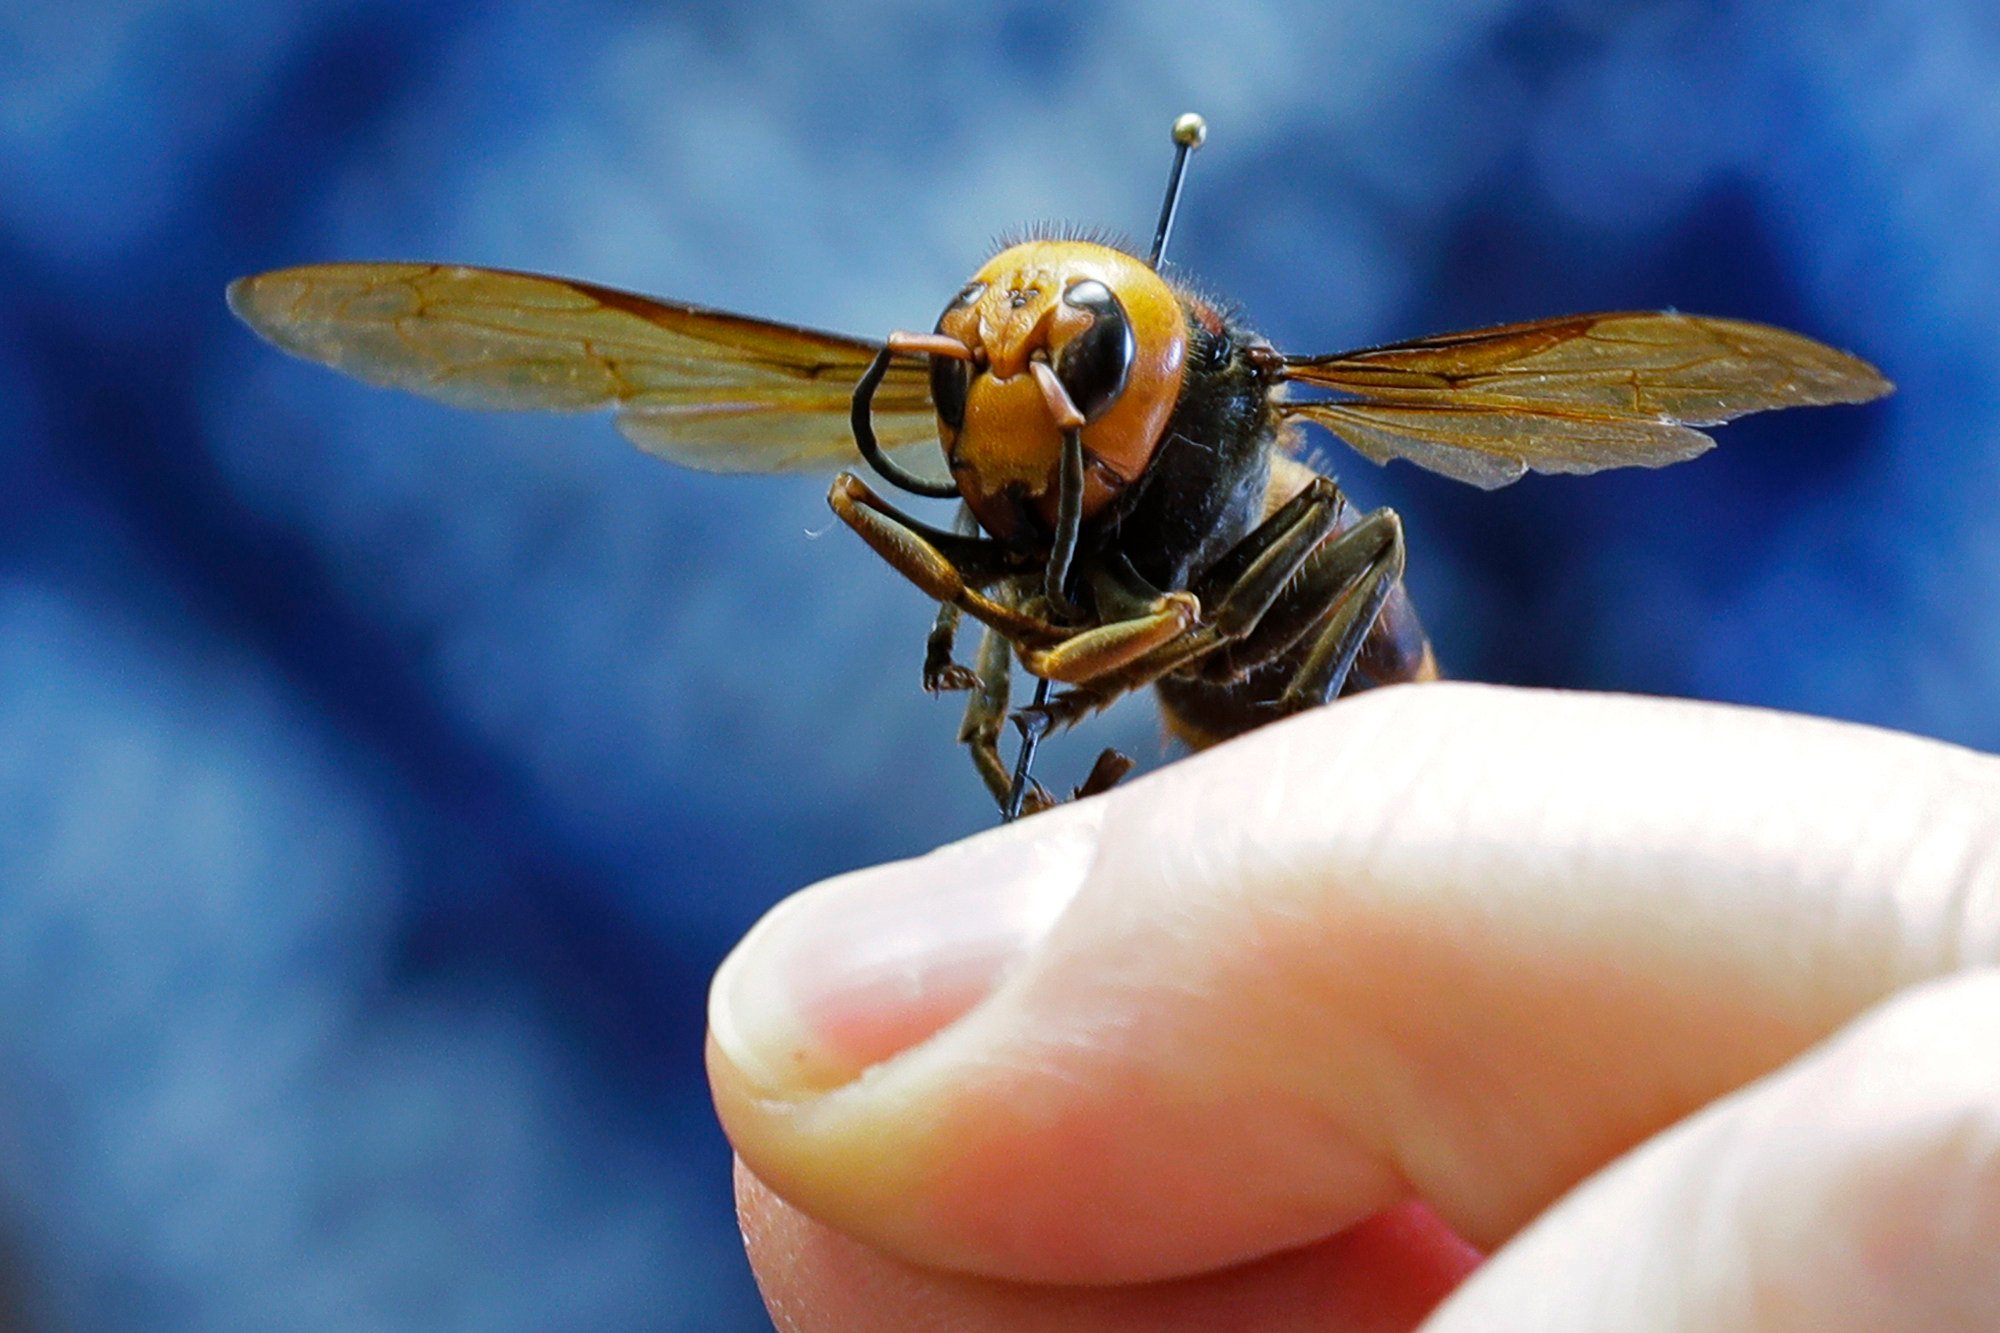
[709,809,1102,1097]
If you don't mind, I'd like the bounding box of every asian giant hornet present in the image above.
[228,115,1891,820]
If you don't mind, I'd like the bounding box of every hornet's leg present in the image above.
[829,473,1058,647]
[922,505,988,693]
[1070,748,1136,802]
[1187,478,1348,611]
[1195,505,1428,688]
[1158,504,1409,713]
[831,472,1149,816]
[1274,507,1408,711]
[1017,480,1345,701]
[1011,480,1349,734]
[1153,507,1419,750]
[1163,505,1413,715]
[1354,581,1440,688]
[924,603,978,692]
[1017,592,1201,685]
[959,622,1052,816]
[960,615,1126,813]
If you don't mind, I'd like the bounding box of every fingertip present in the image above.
[709,806,1105,1097]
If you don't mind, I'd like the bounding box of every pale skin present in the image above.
[706,683,2000,1330]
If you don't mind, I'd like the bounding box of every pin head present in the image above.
[1148,112,1207,268]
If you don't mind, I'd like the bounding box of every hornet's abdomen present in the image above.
[929,240,1187,544]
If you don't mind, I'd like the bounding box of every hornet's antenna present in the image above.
[1147,112,1207,267]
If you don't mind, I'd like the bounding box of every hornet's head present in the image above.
[927,239,1188,543]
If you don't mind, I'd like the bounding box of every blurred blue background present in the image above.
[0,0,1990,1327]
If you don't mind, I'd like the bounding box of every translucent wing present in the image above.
[1280,312,1892,489]
[226,262,942,475]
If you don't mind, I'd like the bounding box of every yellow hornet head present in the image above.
[928,240,1188,544]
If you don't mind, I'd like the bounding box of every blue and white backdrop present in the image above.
[2,2,1992,1327]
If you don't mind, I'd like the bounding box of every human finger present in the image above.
[709,684,2000,1283]
[1422,969,2000,1332]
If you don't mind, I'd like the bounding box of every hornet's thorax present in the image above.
[926,240,1189,545]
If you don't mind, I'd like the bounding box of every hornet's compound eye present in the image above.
[1055,279,1135,423]
[930,282,985,431]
